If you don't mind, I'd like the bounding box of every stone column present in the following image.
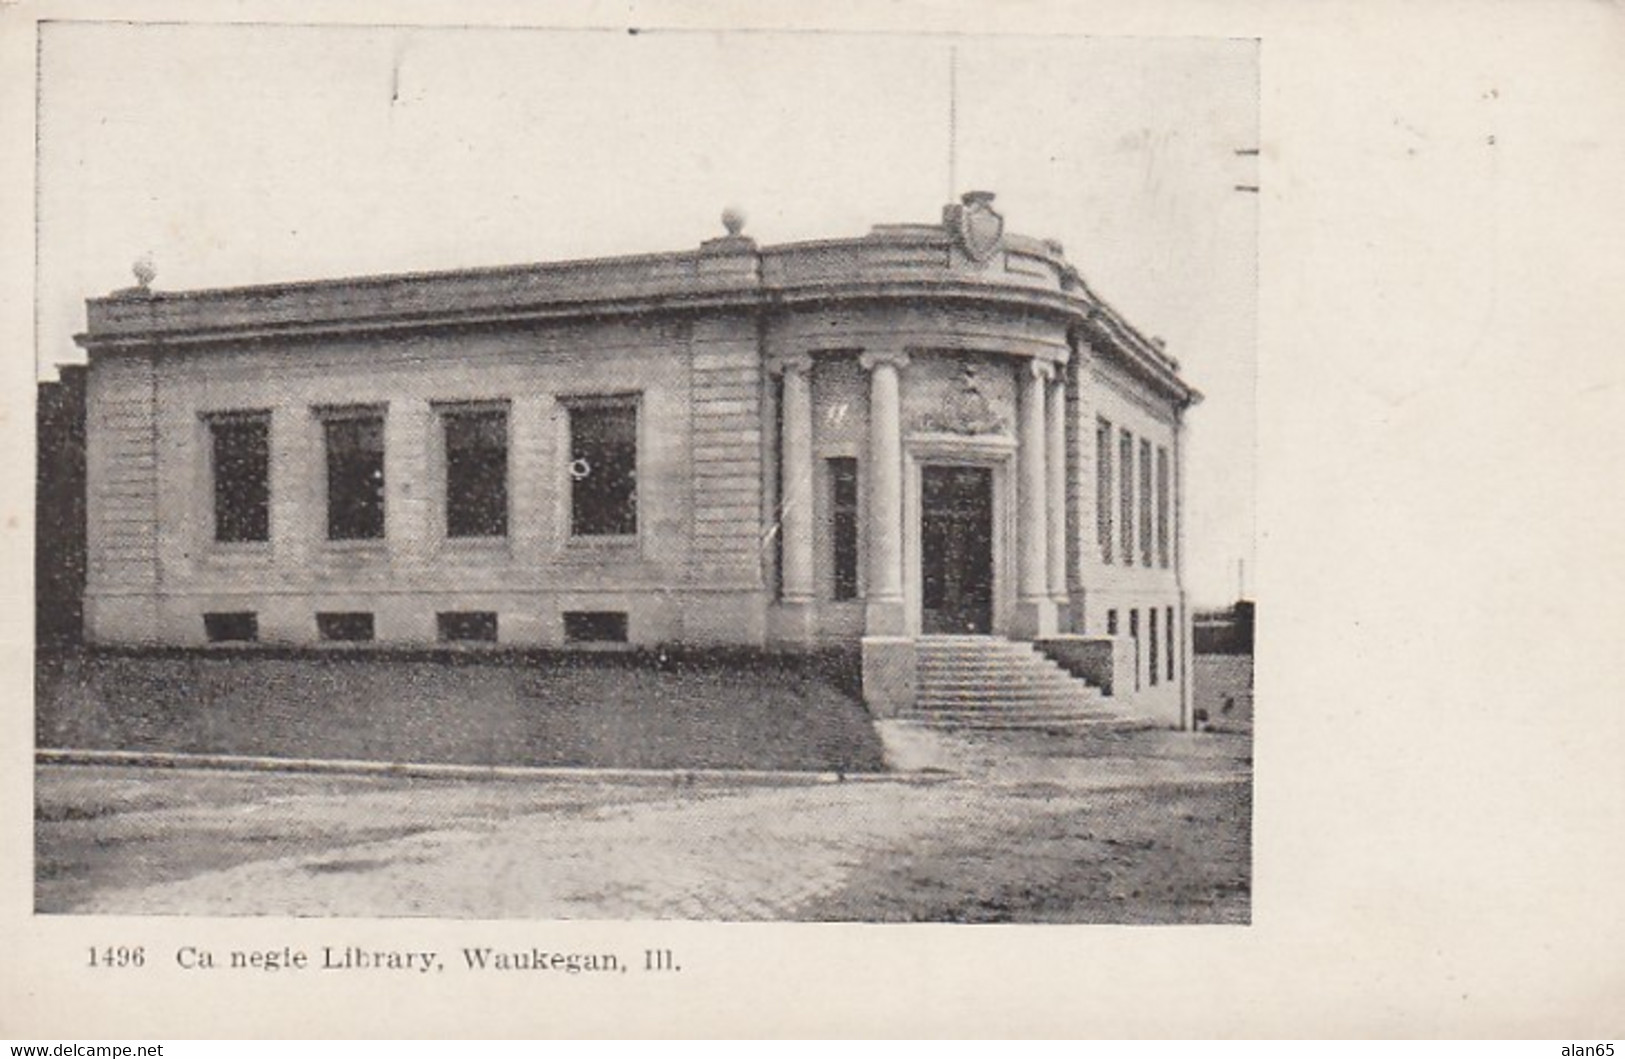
[1046,367,1069,610]
[859,348,909,636]
[771,354,816,643]
[1014,359,1057,639]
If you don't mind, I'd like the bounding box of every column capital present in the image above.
[768,353,815,377]
[1024,358,1057,383]
[858,348,910,373]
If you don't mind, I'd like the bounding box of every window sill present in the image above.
[437,537,514,561]
[205,542,273,559]
[321,539,388,554]
[440,536,512,550]
[565,534,640,550]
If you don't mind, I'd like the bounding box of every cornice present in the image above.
[77,225,1200,407]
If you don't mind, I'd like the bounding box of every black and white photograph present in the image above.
[6,0,1623,1043]
[32,24,1256,923]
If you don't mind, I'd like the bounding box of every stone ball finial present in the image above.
[132,254,156,290]
[721,207,746,236]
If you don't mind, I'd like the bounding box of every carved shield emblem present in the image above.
[957,191,1004,263]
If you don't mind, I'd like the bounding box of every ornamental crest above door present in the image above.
[912,363,1009,436]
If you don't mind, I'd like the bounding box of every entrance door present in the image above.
[920,465,994,634]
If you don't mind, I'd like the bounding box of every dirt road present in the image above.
[36,724,1251,923]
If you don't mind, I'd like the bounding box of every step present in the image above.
[918,683,1100,698]
[899,712,1120,730]
[918,690,1102,705]
[916,669,1092,685]
[904,635,1112,731]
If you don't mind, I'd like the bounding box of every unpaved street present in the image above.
[36,725,1251,923]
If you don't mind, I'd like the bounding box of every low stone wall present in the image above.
[860,636,917,717]
[1034,635,1133,697]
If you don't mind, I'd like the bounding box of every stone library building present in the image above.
[73,194,1201,727]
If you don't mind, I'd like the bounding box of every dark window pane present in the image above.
[1140,438,1153,566]
[325,416,385,540]
[829,457,859,601]
[1167,606,1176,680]
[1120,431,1134,565]
[204,611,258,642]
[438,611,498,642]
[570,405,637,536]
[1130,608,1140,690]
[1096,418,1113,563]
[211,418,269,543]
[563,611,628,643]
[1156,446,1171,568]
[1107,609,1118,635]
[317,612,374,642]
[1149,609,1160,685]
[444,410,508,538]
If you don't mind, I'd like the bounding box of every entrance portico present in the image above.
[769,331,1071,646]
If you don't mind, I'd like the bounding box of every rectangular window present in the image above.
[438,611,498,643]
[1107,608,1118,636]
[323,411,385,541]
[1156,445,1171,569]
[829,457,859,600]
[1119,430,1135,565]
[564,611,628,643]
[1140,438,1153,567]
[569,401,637,536]
[204,612,258,643]
[1166,605,1176,681]
[317,612,374,642]
[209,414,270,543]
[1149,609,1159,686]
[1129,608,1140,690]
[443,407,508,538]
[1096,418,1113,563]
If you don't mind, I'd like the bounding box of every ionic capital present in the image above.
[769,353,815,377]
[858,348,911,373]
[1024,358,1056,383]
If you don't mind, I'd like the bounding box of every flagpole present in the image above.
[948,44,958,201]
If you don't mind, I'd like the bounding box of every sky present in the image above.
[35,23,1256,604]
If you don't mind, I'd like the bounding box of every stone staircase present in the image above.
[903,635,1125,730]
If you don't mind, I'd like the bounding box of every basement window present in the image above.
[204,612,258,643]
[563,611,628,644]
[208,413,270,543]
[438,611,498,643]
[317,612,375,642]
